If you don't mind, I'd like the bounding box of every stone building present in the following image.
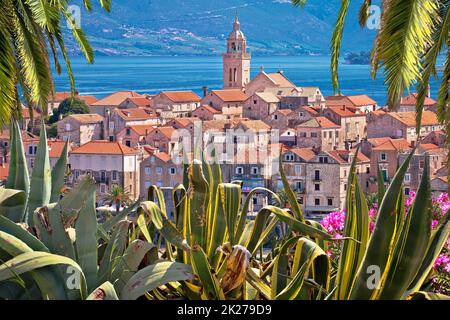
[150,91,201,119]
[201,89,248,119]
[57,114,104,145]
[69,141,141,205]
[296,117,343,151]
[243,92,280,120]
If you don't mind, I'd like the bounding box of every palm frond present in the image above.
[330,0,350,93]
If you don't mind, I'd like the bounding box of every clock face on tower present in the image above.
[223,15,251,90]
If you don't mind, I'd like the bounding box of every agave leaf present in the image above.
[99,200,140,238]
[0,215,48,252]
[50,141,68,203]
[279,151,304,221]
[0,188,27,222]
[349,149,415,299]
[111,239,155,293]
[271,237,298,298]
[87,281,119,300]
[27,121,51,225]
[188,160,209,248]
[218,183,241,246]
[97,219,131,284]
[0,251,87,300]
[245,268,271,300]
[409,291,450,300]
[75,191,98,292]
[379,157,432,299]
[335,149,370,300]
[190,244,225,300]
[120,261,194,300]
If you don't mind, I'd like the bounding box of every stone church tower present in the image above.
[223,15,251,90]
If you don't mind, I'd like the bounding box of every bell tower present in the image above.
[223,15,251,90]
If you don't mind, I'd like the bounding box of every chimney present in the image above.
[260,65,264,72]
[202,86,208,98]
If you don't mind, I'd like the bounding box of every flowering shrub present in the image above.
[321,192,450,294]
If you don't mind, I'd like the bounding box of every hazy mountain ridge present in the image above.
[65,0,378,56]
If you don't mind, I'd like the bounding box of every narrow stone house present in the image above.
[57,114,104,145]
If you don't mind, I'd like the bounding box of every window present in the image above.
[170,167,176,175]
[252,198,258,205]
[314,170,320,181]
[295,165,301,175]
[366,167,370,174]
[404,187,410,196]
[299,132,306,138]
[156,167,162,175]
[100,171,106,182]
[311,132,318,138]
[125,140,131,147]
[314,184,320,191]
[253,100,257,105]
[28,145,34,155]
[74,170,80,179]
[344,184,347,191]
[273,115,278,120]
[251,167,259,175]
[295,181,303,190]
[144,167,151,175]
[419,160,425,169]
[285,154,294,161]
[380,153,387,161]
[404,173,411,182]
[319,156,328,163]
[382,169,388,182]
[144,181,151,189]
[157,181,162,187]
[315,198,320,206]
[328,198,333,206]
[100,184,106,193]
[109,136,114,142]
[299,112,304,117]
[65,123,71,131]
[112,170,118,181]
[236,167,244,175]
[30,159,34,169]
[299,197,304,204]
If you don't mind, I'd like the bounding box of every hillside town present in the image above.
[1,16,447,220]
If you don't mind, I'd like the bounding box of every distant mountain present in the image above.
[64,0,379,56]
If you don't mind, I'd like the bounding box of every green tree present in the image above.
[293,0,449,135]
[103,185,132,214]
[48,97,90,124]
[0,0,111,127]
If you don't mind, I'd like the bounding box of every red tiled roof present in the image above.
[125,97,151,107]
[236,120,271,131]
[299,116,340,129]
[288,148,316,161]
[277,109,293,116]
[302,106,320,116]
[389,111,439,127]
[127,124,154,136]
[372,138,411,151]
[67,113,104,124]
[77,95,98,105]
[48,141,68,158]
[49,92,78,102]
[267,72,296,87]
[116,108,155,120]
[161,91,201,103]
[196,104,221,114]
[154,152,172,162]
[347,95,377,106]
[71,141,137,155]
[418,143,439,151]
[22,108,42,119]
[326,106,365,117]
[0,163,9,181]
[401,93,436,106]
[93,91,144,106]
[212,89,248,102]
[150,126,176,139]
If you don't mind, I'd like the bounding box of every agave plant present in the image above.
[0,122,168,300]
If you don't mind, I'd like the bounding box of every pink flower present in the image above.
[432,220,439,230]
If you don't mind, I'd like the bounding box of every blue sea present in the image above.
[52,55,444,106]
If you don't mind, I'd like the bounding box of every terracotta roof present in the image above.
[418,143,439,151]
[143,145,159,155]
[326,150,369,164]
[401,93,436,106]
[195,104,221,114]
[161,91,201,103]
[0,130,37,141]
[67,113,104,124]
[298,117,340,129]
[22,108,42,119]
[367,137,392,147]
[126,124,154,136]
[116,108,154,120]
[276,109,294,116]
[167,117,198,128]
[212,89,248,102]
[288,148,316,161]
[154,152,172,162]
[372,138,411,151]
[0,163,9,181]
[254,92,280,103]
[49,92,77,102]
[71,141,137,155]
[302,106,320,116]
[267,72,296,87]
[93,91,144,106]
[123,97,151,107]
[347,95,377,106]
[48,141,68,158]
[388,111,439,127]
[150,126,176,139]
[236,120,271,131]
[326,106,365,117]
[432,176,448,183]
[77,95,98,105]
